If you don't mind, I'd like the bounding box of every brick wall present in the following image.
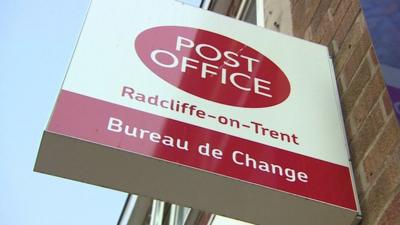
[263,0,400,224]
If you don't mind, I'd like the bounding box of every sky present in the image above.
[0,0,126,224]
[0,0,202,225]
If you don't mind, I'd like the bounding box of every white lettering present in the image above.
[106,117,189,151]
[176,36,194,51]
[149,36,280,100]
[231,150,309,183]
[254,78,272,98]
[230,73,251,91]
[240,55,259,72]
[181,56,199,72]
[232,151,244,165]
[201,62,219,79]
[107,117,123,132]
[195,43,222,61]
[151,49,178,68]
[223,51,240,67]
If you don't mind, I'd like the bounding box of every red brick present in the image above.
[354,162,368,200]
[350,102,385,166]
[337,75,346,96]
[360,142,400,225]
[382,89,395,118]
[301,0,331,41]
[292,0,321,38]
[340,32,372,86]
[369,46,380,66]
[328,41,338,57]
[332,0,361,49]
[334,13,366,74]
[320,0,353,45]
[340,54,374,117]
[287,1,400,225]
[363,115,400,186]
[328,0,342,15]
[345,115,358,142]
[311,2,338,43]
[377,188,400,225]
[365,47,380,76]
[351,69,386,131]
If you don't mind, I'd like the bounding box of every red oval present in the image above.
[135,26,290,108]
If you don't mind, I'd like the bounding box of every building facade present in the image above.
[33,1,400,225]
[122,1,400,224]
[221,1,400,225]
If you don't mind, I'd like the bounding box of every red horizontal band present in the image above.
[48,90,356,210]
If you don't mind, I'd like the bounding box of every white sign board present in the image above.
[35,1,360,224]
